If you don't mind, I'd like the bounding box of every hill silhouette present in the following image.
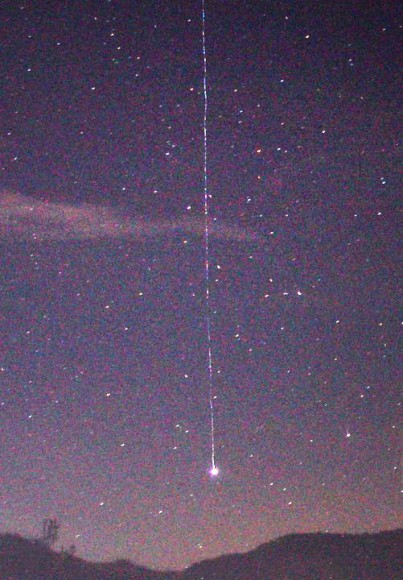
[0,529,401,579]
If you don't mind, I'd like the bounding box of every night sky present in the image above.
[1,0,401,571]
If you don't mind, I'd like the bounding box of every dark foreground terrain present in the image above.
[0,529,401,579]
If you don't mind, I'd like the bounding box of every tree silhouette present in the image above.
[61,543,77,559]
[41,518,59,548]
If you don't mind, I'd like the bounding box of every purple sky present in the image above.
[0,0,400,571]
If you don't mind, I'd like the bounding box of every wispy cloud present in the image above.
[0,192,262,243]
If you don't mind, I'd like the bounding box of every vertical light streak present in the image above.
[201,0,218,476]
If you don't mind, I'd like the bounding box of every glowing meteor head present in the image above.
[209,465,219,477]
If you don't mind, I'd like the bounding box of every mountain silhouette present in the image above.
[0,529,401,579]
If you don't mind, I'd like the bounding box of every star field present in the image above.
[0,0,400,571]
